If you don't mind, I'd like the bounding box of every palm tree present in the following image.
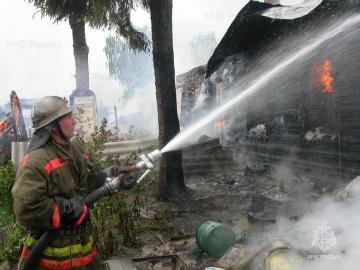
[27,0,149,94]
[148,0,186,199]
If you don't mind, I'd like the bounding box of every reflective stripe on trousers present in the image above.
[19,235,97,269]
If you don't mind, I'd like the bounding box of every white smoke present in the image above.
[254,176,360,269]
[113,85,158,139]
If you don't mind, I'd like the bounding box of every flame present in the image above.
[311,59,334,93]
[320,60,334,93]
[214,120,225,129]
[0,118,12,137]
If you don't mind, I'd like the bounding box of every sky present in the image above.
[0,0,249,109]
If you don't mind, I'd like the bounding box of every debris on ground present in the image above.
[103,158,360,269]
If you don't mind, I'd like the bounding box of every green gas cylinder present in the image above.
[196,220,245,258]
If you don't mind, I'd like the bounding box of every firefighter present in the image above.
[12,96,107,270]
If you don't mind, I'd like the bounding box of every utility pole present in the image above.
[114,106,119,137]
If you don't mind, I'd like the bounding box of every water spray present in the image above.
[161,14,360,154]
[24,12,360,270]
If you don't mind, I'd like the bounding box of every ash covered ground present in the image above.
[109,158,347,270]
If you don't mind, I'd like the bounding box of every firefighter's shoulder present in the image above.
[19,148,48,168]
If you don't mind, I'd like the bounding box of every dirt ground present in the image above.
[107,161,330,270]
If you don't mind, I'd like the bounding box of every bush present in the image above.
[0,161,16,227]
[91,192,141,257]
[75,123,170,258]
[0,224,24,264]
[91,178,170,258]
[0,162,24,265]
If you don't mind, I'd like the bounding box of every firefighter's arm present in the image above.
[12,166,53,230]
[86,159,137,191]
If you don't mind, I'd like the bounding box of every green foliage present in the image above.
[104,26,154,103]
[28,0,150,52]
[86,121,110,163]
[118,196,141,247]
[74,120,170,259]
[123,151,138,166]
[91,178,170,258]
[73,119,110,168]
[0,224,25,264]
[86,0,150,52]
[91,192,141,257]
[0,161,16,227]
[0,162,25,265]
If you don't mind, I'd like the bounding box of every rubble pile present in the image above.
[104,159,359,270]
[205,168,254,191]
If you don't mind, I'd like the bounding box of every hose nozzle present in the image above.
[136,149,162,170]
[134,149,162,184]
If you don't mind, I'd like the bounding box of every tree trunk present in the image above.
[149,0,186,199]
[69,13,89,92]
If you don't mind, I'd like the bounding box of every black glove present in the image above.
[103,165,134,178]
[54,197,88,226]
[88,169,107,190]
[119,175,137,190]
[103,165,121,178]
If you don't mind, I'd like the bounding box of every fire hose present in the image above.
[22,149,162,270]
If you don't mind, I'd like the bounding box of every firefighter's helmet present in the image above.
[32,96,72,129]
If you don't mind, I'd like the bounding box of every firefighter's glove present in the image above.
[103,165,121,178]
[103,165,135,178]
[53,197,89,228]
[119,175,137,190]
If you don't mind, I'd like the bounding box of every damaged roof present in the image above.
[205,0,358,78]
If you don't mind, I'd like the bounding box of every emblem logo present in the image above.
[312,221,337,253]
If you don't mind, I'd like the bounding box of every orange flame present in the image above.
[214,120,224,129]
[311,59,334,93]
[320,60,334,93]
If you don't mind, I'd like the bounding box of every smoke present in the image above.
[113,84,158,138]
[248,174,360,269]
[190,84,216,136]
[190,32,217,66]
[179,80,227,144]
[272,158,313,196]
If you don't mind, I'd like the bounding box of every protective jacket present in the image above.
[12,139,105,270]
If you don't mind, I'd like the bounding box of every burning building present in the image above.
[176,0,360,183]
[176,65,206,127]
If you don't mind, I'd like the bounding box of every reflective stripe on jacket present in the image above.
[12,139,106,269]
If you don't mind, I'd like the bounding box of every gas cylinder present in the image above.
[196,220,245,258]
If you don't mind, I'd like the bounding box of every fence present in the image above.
[102,139,158,158]
[11,139,159,171]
